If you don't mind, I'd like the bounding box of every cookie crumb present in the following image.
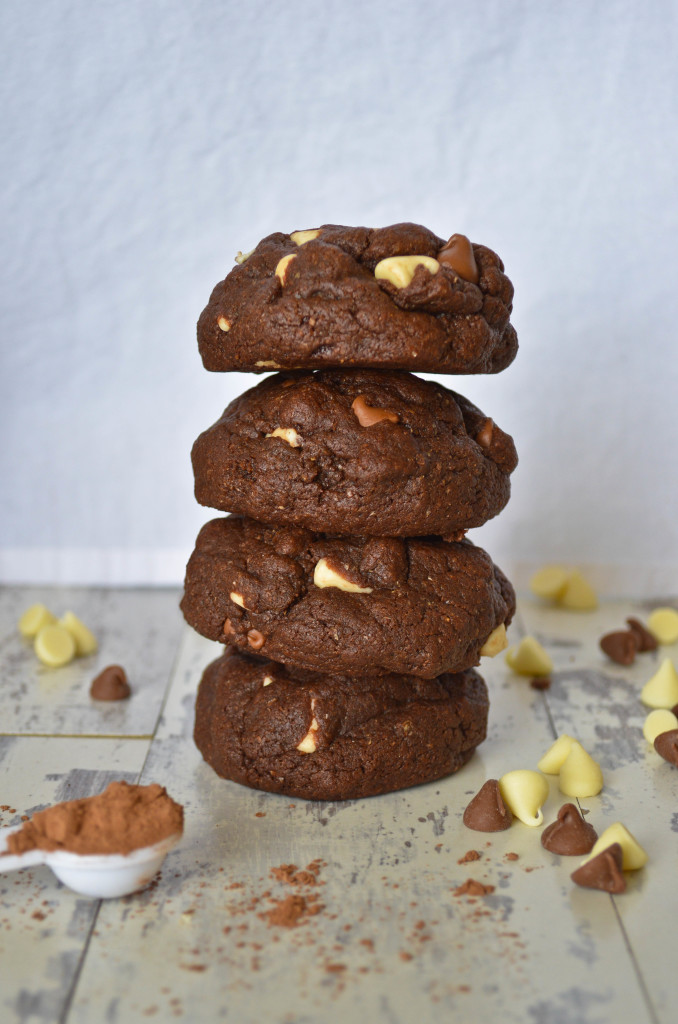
[453,879,495,897]
[457,849,482,864]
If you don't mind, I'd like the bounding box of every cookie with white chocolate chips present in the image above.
[194,649,489,800]
[197,223,517,374]
[180,516,515,678]
[191,369,518,537]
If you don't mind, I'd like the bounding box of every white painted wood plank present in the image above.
[68,622,653,1024]
[520,597,678,1024]
[0,735,150,1024]
[0,586,182,736]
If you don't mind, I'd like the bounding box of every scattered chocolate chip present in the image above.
[90,665,131,701]
[542,803,598,855]
[654,729,678,766]
[599,630,638,666]
[571,842,626,893]
[530,677,551,690]
[437,233,479,284]
[626,617,658,652]
[463,779,512,832]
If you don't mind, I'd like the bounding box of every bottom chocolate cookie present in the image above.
[194,650,489,800]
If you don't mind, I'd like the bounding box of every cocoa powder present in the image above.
[4,781,183,856]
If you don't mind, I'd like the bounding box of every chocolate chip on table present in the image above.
[654,729,678,766]
[90,665,131,701]
[570,843,626,893]
[463,779,512,832]
[599,629,638,666]
[626,617,659,652]
[541,803,598,855]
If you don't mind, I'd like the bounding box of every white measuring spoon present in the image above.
[0,825,181,898]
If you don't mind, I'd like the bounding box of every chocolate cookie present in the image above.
[192,369,517,537]
[194,649,489,800]
[180,516,515,678]
[198,223,517,375]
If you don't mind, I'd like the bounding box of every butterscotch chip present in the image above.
[90,665,131,701]
[193,650,489,800]
[197,223,517,374]
[247,629,265,650]
[181,516,515,679]
[351,395,399,427]
[191,369,517,538]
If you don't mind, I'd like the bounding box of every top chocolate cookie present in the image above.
[198,223,517,375]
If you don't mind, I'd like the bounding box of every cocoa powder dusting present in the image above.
[263,894,324,928]
[4,781,183,856]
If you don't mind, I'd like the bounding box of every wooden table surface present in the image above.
[0,584,676,1024]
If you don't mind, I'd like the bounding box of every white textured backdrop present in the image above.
[1,0,677,592]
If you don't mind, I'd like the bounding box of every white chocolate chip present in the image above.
[374,255,440,289]
[265,427,301,447]
[479,623,508,657]
[290,229,320,245]
[297,716,319,753]
[313,557,373,594]
[229,591,246,609]
[275,253,297,284]
[499,769,549,827]
[255,360,283,369]
[235,248,254,264]
[217,316,231,332]
[263,675,274,687]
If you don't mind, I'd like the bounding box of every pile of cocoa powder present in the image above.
[3,781,183,856]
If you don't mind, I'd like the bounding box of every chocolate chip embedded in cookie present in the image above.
[193,650,489,800]
[191,369,518,537]
[197,223,517,375]
[180,516,515,678]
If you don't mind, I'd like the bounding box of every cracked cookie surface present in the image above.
[180,516,515,678]
[198,223,517,374]
[194,649,489,799]
[192,369,517,537]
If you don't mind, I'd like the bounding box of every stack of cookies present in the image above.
[181,223,518,801]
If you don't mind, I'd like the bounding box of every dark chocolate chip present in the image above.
[571,842,626,893]
[599,630,638,665]
[542,803,598,855]
[463,779,512,832]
